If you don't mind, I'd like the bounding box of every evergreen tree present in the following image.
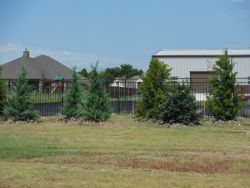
[61,67,83,118]
[79,68,89,78]
[102,67,121,86]
[0,66,6,116]
[79,63,111,122]
[160,82,200,125]
[207,50,241,121]
[102,64,144,86]
[4,66,39,121]
[119,64,143,79]
[136,58,171,119]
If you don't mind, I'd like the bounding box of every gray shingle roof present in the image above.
[1,52,74,80]
[33,55,73,80]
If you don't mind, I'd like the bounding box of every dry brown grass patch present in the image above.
[19,151,250,174]
[126,160,232,173]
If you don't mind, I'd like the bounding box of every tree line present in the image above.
[0,50,241,124]
[79,64,144,86]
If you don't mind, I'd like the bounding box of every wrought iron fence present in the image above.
[2,78,250,117]
[105,77,250,117]
[4,80,66,116]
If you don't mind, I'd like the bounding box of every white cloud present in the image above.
[0,43,22,53]
[0,43,146,71]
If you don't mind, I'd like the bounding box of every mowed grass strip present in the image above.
[0,115,249,188]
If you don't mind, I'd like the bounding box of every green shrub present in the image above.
[0,66,6,115]
[136,58,171,119]
[159,82,200,125]
[4,67,39,121]
[79,63,111,122]
[206,50,241,121]
[61,67,83,119]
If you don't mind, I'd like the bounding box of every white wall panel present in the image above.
[157,56,250,78]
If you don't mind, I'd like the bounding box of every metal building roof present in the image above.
[153,49,250,57]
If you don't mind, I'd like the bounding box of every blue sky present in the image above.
[0,0,250,70]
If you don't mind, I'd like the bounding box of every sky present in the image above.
[0,0,250,71]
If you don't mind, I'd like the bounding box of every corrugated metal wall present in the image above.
[233,57,250,78]
[158,56,250,79]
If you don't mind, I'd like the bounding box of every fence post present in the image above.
[125,78,127,113]
[61,80,64,103]
[8,81,11,94]
[118,81,120,114]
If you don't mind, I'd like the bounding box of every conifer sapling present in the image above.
[79,63,111,122]
[0,66,6,116]
[136,58,171,119]
[4,66,39,121]
[160,81,200,125]
[61,67,83,118]
[207,50,241,121]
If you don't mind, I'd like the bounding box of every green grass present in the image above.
[0,115,249,187]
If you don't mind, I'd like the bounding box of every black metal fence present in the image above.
[108,78,250,117]
[3,78,250,117]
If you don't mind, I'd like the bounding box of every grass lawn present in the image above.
[0,115,250,188]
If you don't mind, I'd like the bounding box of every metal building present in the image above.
[152,49,250,80]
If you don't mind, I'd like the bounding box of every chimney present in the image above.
[23,48,29,58]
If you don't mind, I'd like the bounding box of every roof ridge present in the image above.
[153,49,250,57]
[2,52,74,80]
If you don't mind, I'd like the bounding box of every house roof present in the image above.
[2,56,44,80]
[110,75,143,89]
[113,75,142,81]
[1,50,76,80]
[33,55,73,80]
[153,49,250,57]
[127,75,143,82]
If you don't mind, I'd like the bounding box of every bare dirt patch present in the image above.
[40,116,113,126]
